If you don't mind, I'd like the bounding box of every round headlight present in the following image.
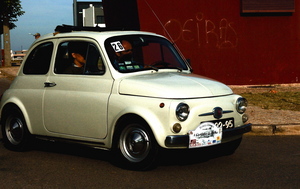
[236,97,248,114]
[176,103,190,121]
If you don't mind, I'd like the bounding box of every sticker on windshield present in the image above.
[189,122,222,148]
[110,41,125,52]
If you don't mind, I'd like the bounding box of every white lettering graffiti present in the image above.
[164,12,238,49]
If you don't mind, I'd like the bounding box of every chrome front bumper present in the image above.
[165,123,252,148]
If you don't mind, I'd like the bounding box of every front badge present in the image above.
[189,122,222,148]
[213,107,223,119]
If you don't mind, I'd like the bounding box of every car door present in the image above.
[17,41,54,133]
[43,39,113,139]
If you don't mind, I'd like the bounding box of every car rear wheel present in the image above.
[112,121,159,170]
[1,106,32,151]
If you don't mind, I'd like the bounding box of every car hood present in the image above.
[119,72,233,98]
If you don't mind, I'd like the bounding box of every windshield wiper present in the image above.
[176,67,183,72]
[147,65,159,72]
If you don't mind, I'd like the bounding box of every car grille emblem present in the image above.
[213,107,223,119]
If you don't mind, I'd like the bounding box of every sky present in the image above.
[5,0,95,51]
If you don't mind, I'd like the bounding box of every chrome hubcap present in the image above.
[120,127,150,162]
[6,117,24,145]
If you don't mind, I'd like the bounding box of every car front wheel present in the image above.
[1,106,32,151]
[112,121,159,170]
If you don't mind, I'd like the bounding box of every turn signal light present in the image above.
[242,114,249,123]
[173,123,182,133]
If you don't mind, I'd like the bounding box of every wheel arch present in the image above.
[113,114,150,140]
[111,113,160,147]
[109,105,169,148]
[1,102,33,134]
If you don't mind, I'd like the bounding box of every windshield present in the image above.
[105,35,188,73]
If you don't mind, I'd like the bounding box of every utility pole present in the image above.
[3,17,11,67]
[73,0,77,26]
[1,0,25,67]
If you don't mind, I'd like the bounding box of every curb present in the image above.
[246,124,300,135]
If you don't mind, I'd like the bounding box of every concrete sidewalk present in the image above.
[248,124,300,135]
[1,66,300,135]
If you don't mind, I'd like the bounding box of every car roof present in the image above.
[36,27,164,42]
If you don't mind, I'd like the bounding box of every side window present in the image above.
[85,43,105,75]
[54,41,104,75]
[23,42,53,74]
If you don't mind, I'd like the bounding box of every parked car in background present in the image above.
[11,50,27,66]
[0,25,251,170]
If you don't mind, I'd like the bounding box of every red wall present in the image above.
[136,0,300,85]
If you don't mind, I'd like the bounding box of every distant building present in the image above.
[73,1,105,27]
[83,4,105,27]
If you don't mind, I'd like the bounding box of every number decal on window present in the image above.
[110,41,125,52]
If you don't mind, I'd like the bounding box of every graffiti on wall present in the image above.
[163,12,238,49]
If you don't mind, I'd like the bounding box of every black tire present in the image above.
[1,106,32,151]
[112,121,159,170]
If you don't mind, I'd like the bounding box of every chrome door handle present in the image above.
[44,82,56,87]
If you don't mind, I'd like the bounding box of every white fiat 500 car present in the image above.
[0,25,251,170]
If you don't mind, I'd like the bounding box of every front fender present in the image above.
[107,96,172,148]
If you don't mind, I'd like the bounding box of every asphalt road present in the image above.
[0,135,299,189]
[1,74,300,188]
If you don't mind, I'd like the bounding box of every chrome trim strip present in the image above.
[198,110,233,116]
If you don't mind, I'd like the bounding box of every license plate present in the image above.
[202,118,234,130]
[189,122,222,148]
